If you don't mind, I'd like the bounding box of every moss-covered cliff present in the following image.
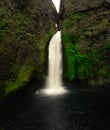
[60,0,110,87]
[0,0,110,98]
[0,0,56,97]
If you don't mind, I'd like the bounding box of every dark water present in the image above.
[0,89,110,130]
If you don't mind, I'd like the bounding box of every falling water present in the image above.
[47,31,62,87]
[43,31,66,95]
[52,0,61,13]
[37,0,67,95]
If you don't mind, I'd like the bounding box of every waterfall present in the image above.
[47,31,62,88]
[52,0,61,13]
[43,31,66,95]
[36,0,67,95]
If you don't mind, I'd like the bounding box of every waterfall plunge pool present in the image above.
[0,88,110,130]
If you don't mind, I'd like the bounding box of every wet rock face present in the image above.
[0,0,110,97]
[0,0,56,95]
[61,0,110,15]
[60,0,110,86]
[24,0,56,22]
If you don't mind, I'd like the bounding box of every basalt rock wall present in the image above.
[60,0,110,87]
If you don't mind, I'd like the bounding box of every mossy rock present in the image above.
[61,5,110,86]
[0,0,55,98]
[85,19,109,36]
[5,64,36,95]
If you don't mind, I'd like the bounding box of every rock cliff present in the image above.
[0,0,110,98]
[60,0,110,87]
[0,0,56,97]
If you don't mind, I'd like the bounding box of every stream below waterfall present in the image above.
[0,89,110,130]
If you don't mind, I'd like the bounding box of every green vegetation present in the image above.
[62,10,110,83]
[104,42,110,49]
[63,13,86,30]
[0,0,110,98]
[0,1,55,97]
[76,53,93,79]
[62,32,93,80]
[99,68,107,77]
[0,21,7,30]
[0,20,7,38]
[62,33,78,80]
[85,19,109,36]
[6,64,35,95]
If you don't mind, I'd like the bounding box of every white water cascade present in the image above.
[44,31,66,95]
[47,31,62,88]
[37,0,67,95]
[52,0,61,13]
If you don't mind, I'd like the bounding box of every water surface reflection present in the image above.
[0,89,110,130]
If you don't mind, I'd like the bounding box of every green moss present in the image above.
[0,21,7,30]
[39,33,54,74]
[89,19,108,31]
[0,21,7,38]
[61,6,110,84]
[63,13,86,30]
[0,0,55,97]
[6,64,35,95]
[15,29,27,40]
[85,19,109,36]
[62,33,79,80]
[0,8,7,18]
[99,68,106,77]
[64,46,76,80]
[76,53,93,79]
[104,42,110,49]
[62,32,94,81]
